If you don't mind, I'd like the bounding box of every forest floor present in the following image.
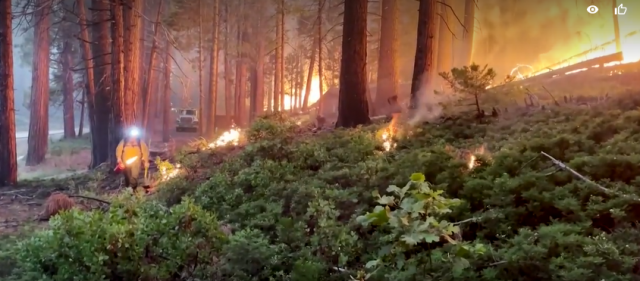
[0,125,201,235]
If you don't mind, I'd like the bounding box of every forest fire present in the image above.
[159,163,181,181]
[381,115,399,151]
[467,145,487,170]
[281,76,322,110]
[514,29,640,80]
[208,126,241,148]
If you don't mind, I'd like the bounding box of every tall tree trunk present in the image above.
[462,0,475,66]
[88,0,111,167]
[374,0,399,115]
[78,87,86,136]
[302,40,316,110]
[254,41,265,116]
[142,1,163,130]
[0,0,17,185]
[61,39,76,139]
[223,2,232,118]
[162,42,172,142]
[206,0,220,138]
[123,0,142,126]
[237,51,247,126]
[436,0,453,81]
[273,0,283,112]
[410,0,436,108]
[110,0,126,165]
[317,0,325,113]
[25,0,52,166]
[198,0,204,134]
[279,0,285,110]
[429,2,441,89]
[335,0,370,128]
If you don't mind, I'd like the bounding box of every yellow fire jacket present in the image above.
[115,139,150,166]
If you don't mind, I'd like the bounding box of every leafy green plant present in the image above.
[357,173,485,280]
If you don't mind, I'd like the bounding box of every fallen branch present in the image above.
[68,194,111,205]
[540,151,638,200]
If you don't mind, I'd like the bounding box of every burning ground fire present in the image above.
[208,126,242,148]
[381,115,399,151]
[157,127,243,182]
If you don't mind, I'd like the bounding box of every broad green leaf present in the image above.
[400,197,416,211]
[371,190,380,198]
[452,258,471,277]
[422,233,440,243]
[377,195,396,206]
[365,259,380,269]
[386,185,401,194]
[456,245,471,258]
[410,173,425,182]
[400,233,420,246]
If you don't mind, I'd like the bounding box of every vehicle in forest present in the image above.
[175,108,199,132]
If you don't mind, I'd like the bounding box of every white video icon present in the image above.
[587,5,599,14]
[615,4,627,15]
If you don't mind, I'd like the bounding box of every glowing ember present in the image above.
[159,163,181,181]
[125,156,138,165]
[381,114,399,151]
[467,155,476,169]
[208,127,241,148]
[467,145,487,170]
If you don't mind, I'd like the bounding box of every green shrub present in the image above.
[13,195,226,281]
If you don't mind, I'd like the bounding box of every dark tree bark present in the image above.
[316,0,324,113]
[435,0,452,77]
[110,0,126,165]
[88,0,112,167]
[462,0,475,66]
[253,41,265,118]
[142,1,163,130]
[374,0,399,115]
[223,1,233,118]
[302,39,316,110]
[78,87,86,136]
[273,0,283,112]
[198,0,204,134]
[61,38,76,139]
[0,0,17,185]
[123,0,142,125]
[162,42,172,142]
[409,0,437,108]
[278,0,285,111]
[206,0,220,138]
[26,0,52,166]
[335,0,370,128]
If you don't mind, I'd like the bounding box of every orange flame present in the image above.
[208,126,241,148]
[381,114,399,151]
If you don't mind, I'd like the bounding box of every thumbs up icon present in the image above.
[615,4,627,15]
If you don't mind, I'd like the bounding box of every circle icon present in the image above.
[587,5,599,14]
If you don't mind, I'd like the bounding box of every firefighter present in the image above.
[115,127,150,193]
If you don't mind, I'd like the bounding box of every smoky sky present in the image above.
[471,0,640,75]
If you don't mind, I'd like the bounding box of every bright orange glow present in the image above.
[487,1,640,79]
[281,76,323,110]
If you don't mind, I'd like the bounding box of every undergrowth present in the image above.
[6,107,640,280]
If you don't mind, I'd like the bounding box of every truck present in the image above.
[175,108,199,132]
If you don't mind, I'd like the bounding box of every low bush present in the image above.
[9,107,640,280]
